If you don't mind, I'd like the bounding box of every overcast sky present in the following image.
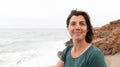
[0,0,120,28]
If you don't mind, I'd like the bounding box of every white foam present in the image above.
[0,41,65,67]
[0,29,68,67]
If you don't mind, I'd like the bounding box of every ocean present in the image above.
[0,28,70,67]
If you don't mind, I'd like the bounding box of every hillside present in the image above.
[92,19,120,55]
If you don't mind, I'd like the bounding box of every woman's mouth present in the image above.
[74,31,81,35]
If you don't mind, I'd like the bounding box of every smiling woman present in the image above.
[56,9,107,67]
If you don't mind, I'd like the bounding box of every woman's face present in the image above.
[67,15,88,41]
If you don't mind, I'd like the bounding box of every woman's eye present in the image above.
[70,22,75,26]
[79,22,85,25]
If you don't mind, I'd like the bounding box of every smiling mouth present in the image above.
[74,32,81,35]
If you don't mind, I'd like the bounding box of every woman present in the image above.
[56,10,107,67]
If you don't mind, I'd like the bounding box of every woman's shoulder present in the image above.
[85,45,104,57]
[88,45,101,52]
[87,45,104,58]
[63,44,73,52]
[66,44,73,49]
[60,44,73,62]
[86,45,107,67]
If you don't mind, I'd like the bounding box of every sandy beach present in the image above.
[105,52,120,67]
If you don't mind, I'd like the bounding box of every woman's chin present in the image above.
[74,38,82,41]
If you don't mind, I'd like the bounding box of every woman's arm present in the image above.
[56,60,64,67]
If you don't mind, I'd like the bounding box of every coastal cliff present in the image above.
[92,19,120,55]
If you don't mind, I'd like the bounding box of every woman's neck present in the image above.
[71,39,91,58]
[72,39,90,51]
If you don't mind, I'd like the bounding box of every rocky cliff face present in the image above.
[92,19,120,55]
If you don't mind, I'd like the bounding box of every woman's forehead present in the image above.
[70,15,86,21]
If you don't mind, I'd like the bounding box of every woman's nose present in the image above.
[75,24,81,29]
